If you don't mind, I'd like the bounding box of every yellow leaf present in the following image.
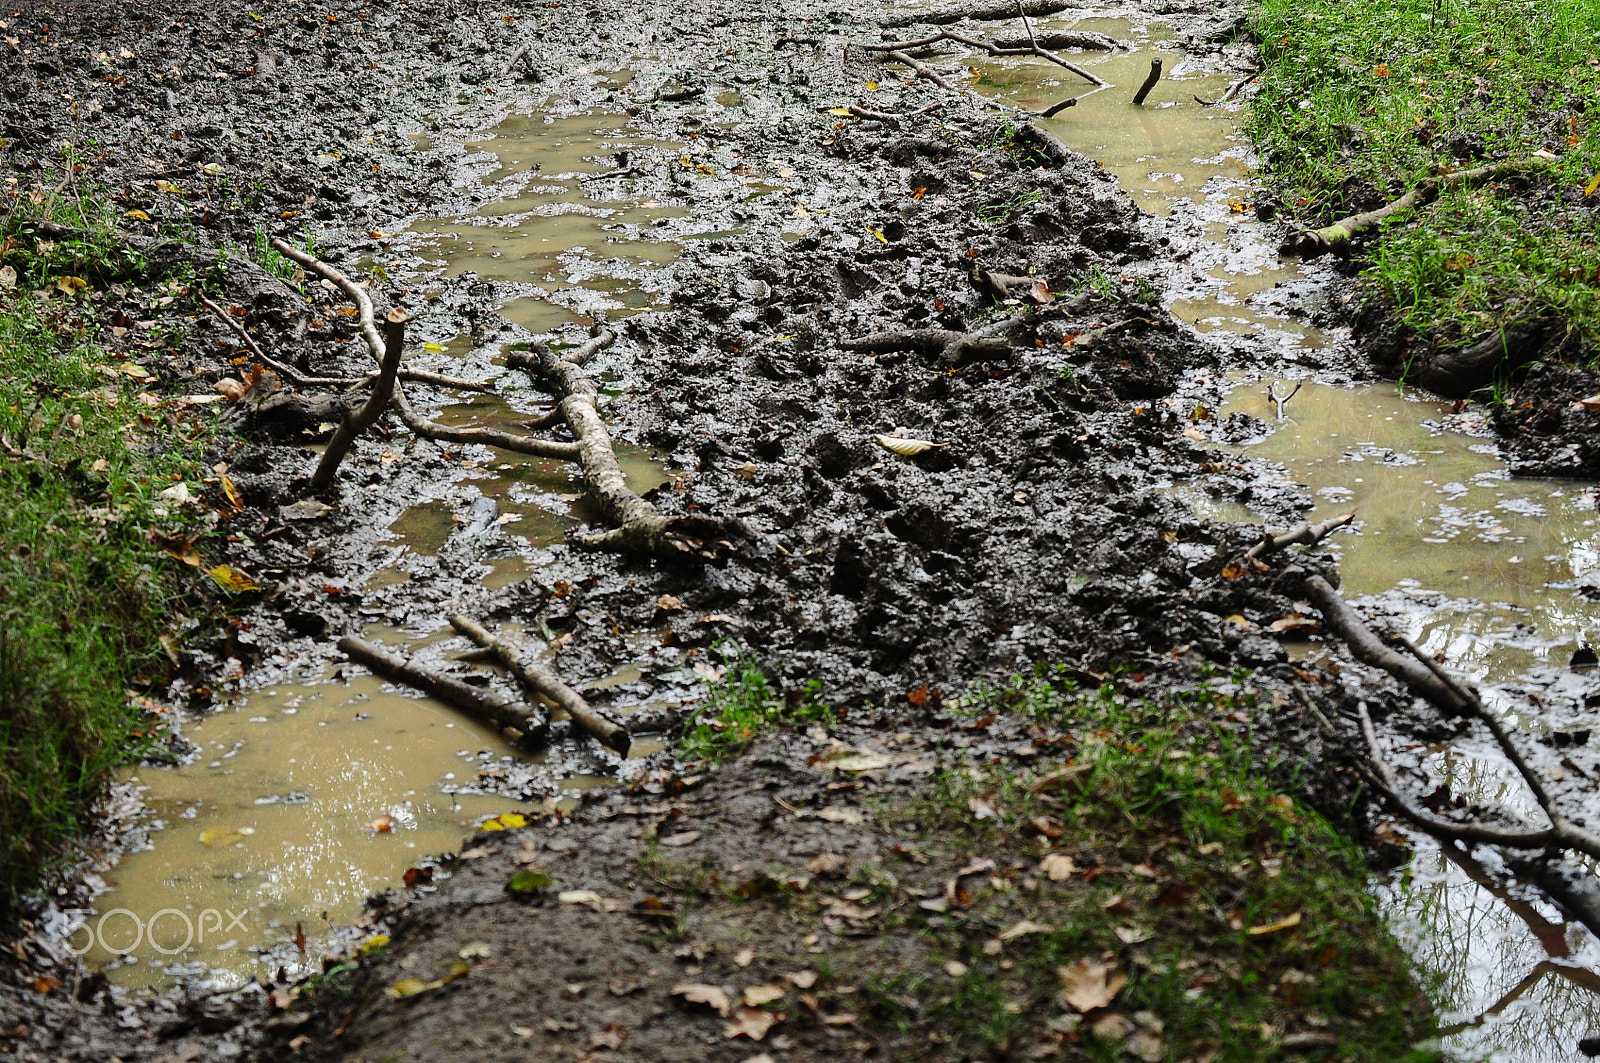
[1247,911,1303,936]
[867,227,887,244]
[119,362,151,378]
[1585,172,1600,198]
[221,474,243,510]
[208,564,263,592]
[423,342,445,352]
[827,107,854,116]
[162,540,203,567]
[155,180,185,195]
[359,934,390,954]
[874,434,948,457]
[124,208,152,221]
[865,81,878,90]
[387,978,433,998]
[55,276,89,294]
[199,825,244,847]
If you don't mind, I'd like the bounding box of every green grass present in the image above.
[676,649,831,763]
[1250,0,1600,352]
[865,675,1441,1061]
[0,171,211,895]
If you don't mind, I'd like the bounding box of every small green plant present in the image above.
[976,188,1044,225]
[676,650,830,763]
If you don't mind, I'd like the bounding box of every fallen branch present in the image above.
[448,615,631,754]
[310,308,407,493]
[1131,57,1162,105]
[1195,67,1259,107]
[841,328,1011,368]
[1295,569,1600,863]
[198,294,344,389]
[882,0,1072,27]
[338,636,548,743]
[1281,160,1544,258]
[1039,96,1078,118]
[887,48,958,90]
[392,386,581,461]
[990,29,1123,51]
[1244,512,1355,560]
[848,104,906,125]
[869,26,1106,87]
[507,333,735,561]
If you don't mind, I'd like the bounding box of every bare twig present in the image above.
[867,27,1106,87]
[339,636,548,742]
[1265,380,1302,420]
[198,294,343,388]
[448,615,631,754]
[1039,96,1078,118]
[1244,511,1355,560]
[391,386,581,461]
[1282,159,1546,258]
[310,308,407,493]
[842,328,1011,368]
[1195,67,1260,107]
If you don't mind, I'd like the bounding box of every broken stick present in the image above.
[841,328,1011,368]
[1281,159,1545,258]
[1244,512,1355,561]
[448,615,631,754]
[310,308,407,492]
[338,636,549,743]
[1266,380,1302,421]
[392,386,582,461]
[1131,57,1162,105]
[507,332,734,560]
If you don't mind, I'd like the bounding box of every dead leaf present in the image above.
[874,433,948,457]
[724,1007,778,1040]
[814,750,891,773]
[1101,894,1135,917]
[807,852,846,875]
[673,983,732,1017]
[0,265,16,287]
[743,984,785,1006]
[279,499,333,521]
[999,919,1049,941]
[787,970,818,988]
[590,1023,626,1050]
[199,825,244,847]
[208,564,263,593]
[1058,957,1127,1012]
[1247,912,1303,936]
[661,830,702,847]
[1040,853,1076,881]
[733,948,755,968]
[656,593,685,613]
[368,815,394,833]
[816,807,864,825]
[822,898,880,921]
[1029,763,1093,793]
[387,978,432,998]
[1028,278,1055,305]
[559,890,604,909]
[215,377,247,401]
[944,960,968,977]
[967,794,998,819]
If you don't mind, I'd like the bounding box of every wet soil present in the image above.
[3,0,1599,1057]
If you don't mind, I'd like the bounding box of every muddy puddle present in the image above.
[969,19,1328,358]
[401,101,688,335]
[84,661,519,991]
[1180,381,1600,1058]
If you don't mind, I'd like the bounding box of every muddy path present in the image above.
[5,0,1600,1057]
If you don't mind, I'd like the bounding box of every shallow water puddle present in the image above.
[406,105,686,333]
[1199,381,1600,1058]
[89,667,520,990]
[1218,382,1600,683]
[969,20,1324,353]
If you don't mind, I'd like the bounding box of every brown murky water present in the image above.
[90,666,518,989]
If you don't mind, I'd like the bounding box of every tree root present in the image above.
[1291,567,1600,864]
[841,328,1012,368]
[506,333,736,562]
[311,308,407,493]
[449,614,631,754]
[338,636,548,743]
[1280,160,1544,258]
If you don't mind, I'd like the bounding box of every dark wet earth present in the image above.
[7,0,1600,1057]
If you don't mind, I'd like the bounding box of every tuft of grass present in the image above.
[676,650,830,763]
[0,171,210,895]
[1250,0,1600,350]
[869,676,1441,1061]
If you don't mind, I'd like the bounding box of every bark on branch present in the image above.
[506,333,735,561]
[338,636,548,743]
[1244,512,1355,560]
[882,0,1073,27]
[1292,569,1600,864]
[841,328,1012,368]
[448,615,631,754]
[391,386,582,461]
[1281,161,1545,258]
[310,307,407,493]
[867,25,1106,86]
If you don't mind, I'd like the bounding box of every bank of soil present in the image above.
[0,0,1494,1057]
